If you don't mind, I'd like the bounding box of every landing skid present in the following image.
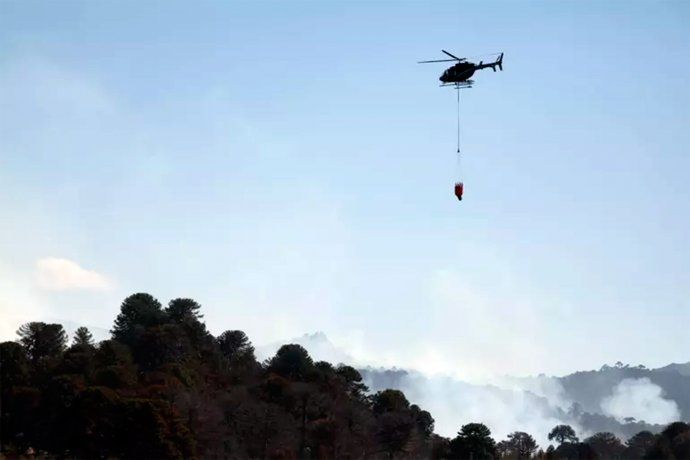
[441,80,474,89]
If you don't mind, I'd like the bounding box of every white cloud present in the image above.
[601,377,680,425]
[35,257,111,291]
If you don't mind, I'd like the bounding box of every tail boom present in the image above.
[476,53,503,72]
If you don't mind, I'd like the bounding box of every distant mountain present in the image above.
[255,331,355,365]
[272,332,688,445]
[360,366,671,444]
[558,363,690,421]
[656,362,690,377]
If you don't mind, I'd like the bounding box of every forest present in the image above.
[1,293,688,459]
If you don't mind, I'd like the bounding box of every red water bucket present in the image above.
[454,182,464,201]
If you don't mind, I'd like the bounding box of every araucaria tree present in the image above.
[2,293,688,459]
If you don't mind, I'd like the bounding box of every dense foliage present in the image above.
[1,293,688,459]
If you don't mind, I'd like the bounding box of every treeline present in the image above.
[1,293,688,459]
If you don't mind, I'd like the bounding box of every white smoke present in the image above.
[259,332,583,447]
[601,378,680,425]
[381,372,579,448]
[496,374,575,412]
[261,331,686,447]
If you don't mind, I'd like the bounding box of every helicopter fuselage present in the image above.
[440,62,476,83]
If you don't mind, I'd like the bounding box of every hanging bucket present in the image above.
[454,182,464,201]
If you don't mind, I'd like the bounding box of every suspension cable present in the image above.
[456,87,460,154]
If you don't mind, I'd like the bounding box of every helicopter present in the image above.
[419,50,505,202]
[418,50,503,87]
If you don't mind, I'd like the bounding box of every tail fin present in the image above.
[497,53,503,71]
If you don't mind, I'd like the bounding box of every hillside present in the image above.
[1,295,688,459]
[272,331,689,444]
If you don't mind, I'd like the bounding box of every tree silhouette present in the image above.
[61,336,96,375]
[267,344,314,380]
[449,423,497,460]
[92,339,136,388]
[336,364,368,400]
[660,422,690,442]
[548,424,578,445]
[166,297,203,322]
[370,390,415,458]
[17,322,67,364]
[111,293,166,346]
[584,432,624,459]
[554,441,597,460]
[375,411,414,458]
[503,431,538,459]
[644,422,690,460]
[217,329,255,366]
[133,323,191,370]
[72,326,94,348]
[624,431,657,459]
[13,292,687,459]
[372,389,410,414]
[0,341,30,387]
[411,404,435,438]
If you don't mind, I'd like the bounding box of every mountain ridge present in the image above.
[273,331,689,444]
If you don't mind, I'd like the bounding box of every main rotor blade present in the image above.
[417,59,458,63]
[465,52,502,59]
[441,49,463,61]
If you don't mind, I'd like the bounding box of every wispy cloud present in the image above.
[35,257,111,291]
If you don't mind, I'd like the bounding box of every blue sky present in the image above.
[1,1,689,379]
